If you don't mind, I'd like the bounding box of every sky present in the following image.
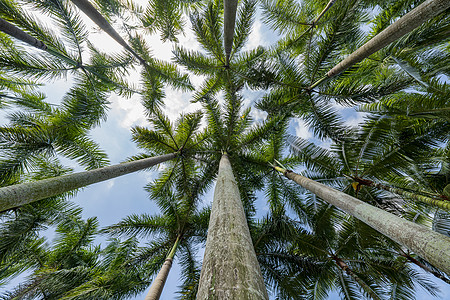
[1,0,449,299]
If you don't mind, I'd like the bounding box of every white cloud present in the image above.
[243,19,263,51]
[294,119,312,139]
[164,89,202,121]
[345,111,367,127]
[251,107,268,123]
[106,178,116,190]
[109,94,147,129]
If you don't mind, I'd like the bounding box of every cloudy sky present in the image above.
[1,0,449,299]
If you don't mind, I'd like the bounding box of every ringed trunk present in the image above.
[275,167,450,275]
[197,154,269,299]
[144,236,181,300]
[0,153,177,212]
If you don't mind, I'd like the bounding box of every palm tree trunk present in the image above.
[197,154,269,299]
[274,166,450,275]
[327,0,450,77]
[145,235,181,300]
[313,0,337,25]
[0,153,177,212]
[223,0,238,66]
[0,17,47,50]
[309,0,450,89]
[333,256,381,300]
[69,0,146,65]
[352,177,450,211]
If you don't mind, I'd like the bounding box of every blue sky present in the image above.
[1,0,449,299]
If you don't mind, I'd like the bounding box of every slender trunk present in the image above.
[333,256,381,300]
[353,177,450,211]
[0,17,47,50]
[313,0,337,25]
[280,0,337,54]
[398,250,450,285]
[223,0,238,66]
[69,0,146,65]
[309,0,450,89]
[274,167,450,275]
[0,153,177,212]
[326,0,450,78]
[197,154,268,299]
[145,235,181,300]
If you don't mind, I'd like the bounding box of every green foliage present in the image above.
[1,0,449,298]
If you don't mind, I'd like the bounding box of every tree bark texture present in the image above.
[0,17,47,50]
[197,154,269,299]
[0,153,177,212]
[326,0,450,78]
[277,168,450,275]
[223,0,238,66]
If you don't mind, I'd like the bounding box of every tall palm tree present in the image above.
[102,188,209,300]
[252,207,440,299]
[2,216,149,299]
[197,153,269,299]
[0,152,177,212]
[323,0,450,81]
[69,0,146,64]
[272,162,450,275]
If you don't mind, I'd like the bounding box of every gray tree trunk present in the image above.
[276,167,450,275]
[197,154,269,299]
[0,153,176,212]
[144,236,180,300]
[70,0,146,64]
[326,0,450,78]
[0,17,47,50]
[223,0,238,66]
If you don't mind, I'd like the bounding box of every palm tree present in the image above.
[69,0,146,64]
[0,0,137,96]
[0,17,47,50]
[2,0,450,298]
[0,152,177,212]
[252,207,439,299]
[2,215,149,299]
[272,162,450,275]
[0,94,206,212]
[2,215,100,299]
[315,0,450,86]
[102,188,209,300]
[197,153,269,299]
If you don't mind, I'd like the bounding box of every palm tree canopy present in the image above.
[1,0,449,298]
